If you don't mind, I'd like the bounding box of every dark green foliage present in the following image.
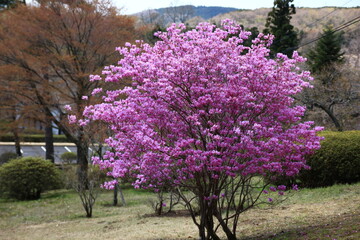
[143,25,167,45]
[60,152,77,164]
[243,26,260,47]
[300,131,360,188]
[273,131,360,188]
[0,151,18,165]
[307,26,344,74]
[264,0,299,57]
[0,157,62,200]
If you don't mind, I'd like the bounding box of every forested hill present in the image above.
[134,5,239,26]
[136,6,359,42]
[155,6,239,20]
[210,7,360,33]
[209,7,360,58]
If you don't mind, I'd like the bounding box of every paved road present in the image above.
[0,143,78,164]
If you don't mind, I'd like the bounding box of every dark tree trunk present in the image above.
[112,183,126,206]
[314,103,343,131]
[198,199,221,240]
[45,118,54,162]
[215,209,237,240]
[157,200,163,216]
[10,114,22,157]
[11,120,22,157]
[76,140,89,183]
[13,129,22,157]
[113,183,118,206]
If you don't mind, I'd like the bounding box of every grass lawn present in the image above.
[0,183,359,240]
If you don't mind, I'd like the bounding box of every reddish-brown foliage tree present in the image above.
[0,0,137,174]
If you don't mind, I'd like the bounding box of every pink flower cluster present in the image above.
[264,184,299,199]
[82,20,323,190]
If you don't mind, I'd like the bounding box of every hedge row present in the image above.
[0,134,70,142]
[299,131,360,188]
[272,131,360,188]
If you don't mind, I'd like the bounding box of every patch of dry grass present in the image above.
[0,183,359,240]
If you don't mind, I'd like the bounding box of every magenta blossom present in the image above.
[292,184,299,191]
[269,186,277,192]
[64,105,72,111]
[81,20,322,239]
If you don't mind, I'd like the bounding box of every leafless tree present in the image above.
[0,0,137,175]
[165,4,194,23]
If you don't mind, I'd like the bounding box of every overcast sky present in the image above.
[114,0,360,14]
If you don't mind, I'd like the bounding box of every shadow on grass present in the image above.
[242,212,360,240]
[143,209,192,218]
[41,190,75,199]
[100,203,125,208]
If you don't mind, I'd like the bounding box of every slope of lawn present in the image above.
[0,183,359,240]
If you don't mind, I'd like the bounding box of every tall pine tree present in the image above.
[264,0,299,57]
[301,26,347,131]
[307,26,344,74]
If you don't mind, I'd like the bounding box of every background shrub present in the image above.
[299,131,360,188]
[271,131,360,188]
[0,157,62,200]
[0,152,18,165]
[60,152,77,164]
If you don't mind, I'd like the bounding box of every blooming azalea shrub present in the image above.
[0,157,62,200]
[78,20,322,239]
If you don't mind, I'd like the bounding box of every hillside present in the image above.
[210,7,359,36]
[134,6,360,131]
[210,8,360,53]
[156,5,239,20]
[136,6,360,64]
[182,7,357,64]
[134,5,239,26]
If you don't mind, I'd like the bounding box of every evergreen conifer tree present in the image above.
[264,0,299,57]
[307,26,344,74]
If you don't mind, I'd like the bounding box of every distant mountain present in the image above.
[134,5,360,65]
[134,5,239,27]
[155,6,239,20]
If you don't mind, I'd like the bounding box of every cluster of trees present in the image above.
[262,0,358,131]
[146,2,359,131]
[0,1,358,239]
[0,0,137,176]
[0,0,356,166]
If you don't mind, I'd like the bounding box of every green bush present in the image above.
[299,131,360,188]
[267,131,360,188]
[60,152,77,164]
[0,157,62,200]
[0,152,18,165]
